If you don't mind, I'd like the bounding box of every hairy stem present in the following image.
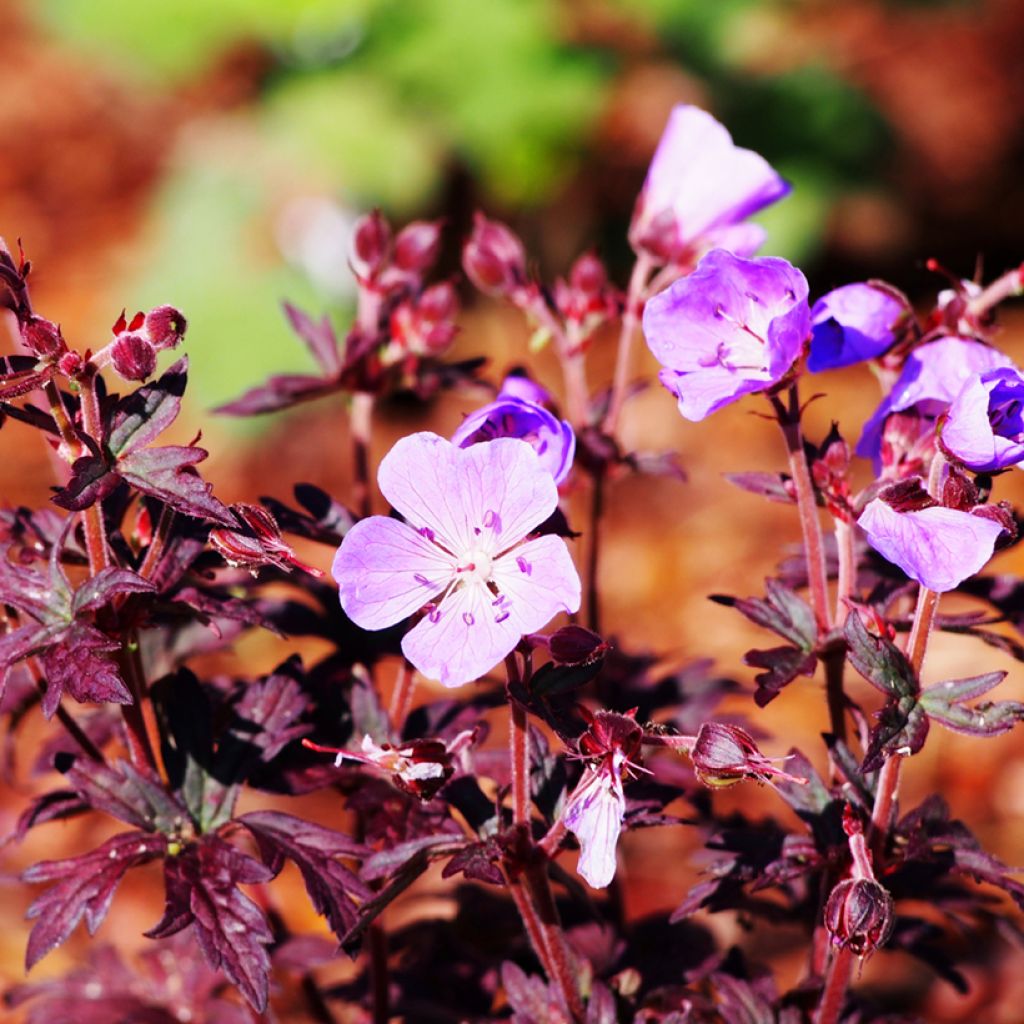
[350,391,374,520]
[508,677,530,828]
[816,945,854,1024]
[967,264,1023,318]
[604,254,654,436]
[586,468,605,634]
[42,379,80,461]
[388,659,417,738]
[117,637,160,774]
[77,370,110,574]
[136,504,176,583]
[773,387,831,632]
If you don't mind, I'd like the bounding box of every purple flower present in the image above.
[332,433,581,687]
[629,105,790,264]
[451,377,575,483]
[857,337,1016,467]
[643,248,810,421]
[941,367,1024,472]
[857,497,1004,592]
[807,282,910,372]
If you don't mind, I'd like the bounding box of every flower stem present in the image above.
[816,945,854,1024]
[604,254,654,436]
[773,387,831,633]
[77,370,110,574]
[350,391,374,520]
[43,379,79,461]
[586,467,604,634]
[117,636,160,774]
[388,659,416,738]
[508,690,530,828]
[136,504,176,584]
[967,264,1023,318]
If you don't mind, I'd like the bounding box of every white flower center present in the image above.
[457,547,494,584]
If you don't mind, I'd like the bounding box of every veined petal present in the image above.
[857,499,1003,593]
[563,763,625,889]
[490,535,581,632]
[401,583,521,688]
[378,433,558,553]
[333,516,451,631]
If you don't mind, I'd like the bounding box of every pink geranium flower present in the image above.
[333,433,581,687]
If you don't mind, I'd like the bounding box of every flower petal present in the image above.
[401,583,521,687]
[378,432,558,553]
[857,499,1003,593]
[563,765,625,889]
[490,534,582,632]
[333,516,451,631]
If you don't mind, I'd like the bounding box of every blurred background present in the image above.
[2,0,1024,1019]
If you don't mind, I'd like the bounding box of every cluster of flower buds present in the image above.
[551,252,621,349]
[100,306,187,383]
[824,808,894,959]
[810,424,854,521]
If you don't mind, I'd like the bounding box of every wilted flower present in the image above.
[825,878,895,958]
[451,376,575,483]
[629,105,790,265]
[689,722,804,788]
[808,282,911,372]
[333,433,581,687]
[643,249,810,421]
[857,336,1015,467]
[562,711,643,889]
[941,367,1024,472]
[857,490,1005,592]
[209,503,323,576]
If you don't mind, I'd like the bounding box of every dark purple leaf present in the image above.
[239,810,371,939]
[147,835,274,1011]
[72,567,156,615]
[530,656,604,697]
[501,962,570,1024]
[37,622,132,718]
[107,357,188,457]
[63,757,189,832]
[8,789,89,843]
[724,471,796,504]
[260,482,355,545]
[711,578,817,650]
[626,449,687,481]
[50,455,117,511]
[0,400,59,435]
[214,373,337,417]
[923,671,1007,703]
[863,696,928,773]
[24,830,167,968]
[919,673,1024,737]
[744,645,818,707]
[283,301,341,375]
[844,612,918,698]
[117,446,233,525]
[441,839,504,885]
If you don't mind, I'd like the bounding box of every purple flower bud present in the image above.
[393,219,443,273]
[387,283,460,361]
[495,372,550,407]
[110,332,157,381]
[643,248,810,421]
[857,495,1005,592]
[857,336,1015,468]
[824,878,894,958]
[629,105,790,265]
[144,305,187,350]
[352,210,392,279]
[451,390,575,484]
[548,625,607,666]
[941,367,1024,472]
[569,251,608,296]
[20,315,65,358]
[689,722,802,788]
[808,282,910,372]
[462,213,528,298]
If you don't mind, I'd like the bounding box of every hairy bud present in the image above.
[352,210,392,279]
[110,332,157,381]
[824,878,894,957]
[394,220,443,273]
[462,212,528,298]
[145,305,187,350]
[20,315,65,359]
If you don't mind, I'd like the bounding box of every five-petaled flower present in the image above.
[941,366,1024,472]
[629,105,790,266]
[643,249,810,421]
[333,433,581,687]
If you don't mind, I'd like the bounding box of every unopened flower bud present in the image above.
[145,305,187,350]
[824,877,894,958]
[549,625,607,666]
[418,281,458,323]
[394,220,443,273]
[20,315,65,358]
[690,722,800,788]
[352,210,392,279]
[57,351,84,378]
[569,252,608,297]
[462,212,527,298]
[110,332,157,381]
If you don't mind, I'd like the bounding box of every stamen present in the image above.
[516,556,531,575]
[462,611,475,626]
[413,573,432,587]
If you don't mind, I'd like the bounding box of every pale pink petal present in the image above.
[563,763,625,889]
[333,516,452,630]
[401,583,521,687]
[490,535,582,633]
[378,432,558,553]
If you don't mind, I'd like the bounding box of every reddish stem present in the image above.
[816,945,854,1024]
[43,379,79,462]
[350,391,374,520]
[388,660,416,738]
[604,254,654,436]
[77,370,110,574]
[586,467,604,634]
[967,264,1023,318]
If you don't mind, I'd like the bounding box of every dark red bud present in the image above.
[971,501,1017,545]
[110,332,157,381]
[418,281,458,322]
[941,465,978,511]
[879,478,937,514]
[569,252,608,297]
[690,722,774,788]
[57,350,84,378]
[462,213,527,298]
[145,305,187,350]
[824,878,894,957]
[394,220,443,273]
[549,625,607,666]
[578,709,643,763]
[20,315,65,358]
[352,210,392,278]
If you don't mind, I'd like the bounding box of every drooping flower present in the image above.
[629,105,790,265]
[451,377,575,483]
[689,722,805,788]
[941,367,1024,472]
[562,711,643,889]
[857,495,1004,592]
[807,282,911,372]
[643,249,810,421]
[857,336,1015,467]
[333,433,581,687]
